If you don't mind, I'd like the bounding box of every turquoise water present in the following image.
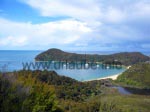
[0,50,129,81]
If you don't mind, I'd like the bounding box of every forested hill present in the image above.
[1,70,150,112]
[35,48,149,65]
[116,63,150,89]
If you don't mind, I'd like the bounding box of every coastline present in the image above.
[85,73,121,82]
[86,66,131,81]
[95,73,121,80]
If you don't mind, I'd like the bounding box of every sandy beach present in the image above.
[84,73,121,82]
[86,66,131,81]
[95,73,121,80]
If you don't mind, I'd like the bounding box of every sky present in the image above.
[0,0,150,51]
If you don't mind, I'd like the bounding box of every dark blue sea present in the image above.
[0,50,149,81]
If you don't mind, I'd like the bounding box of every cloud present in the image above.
[0,0,150,51]
[21,0,102,27]
[0,36,27,46]
[0,18,92,49]
[133,1,150,16]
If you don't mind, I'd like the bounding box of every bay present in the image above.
[2,50,146,81]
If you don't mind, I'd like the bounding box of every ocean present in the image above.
[0,50,149,81]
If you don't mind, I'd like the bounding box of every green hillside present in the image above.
[116,63,150,89]
[1,70,150,112]
[35,48,149,65]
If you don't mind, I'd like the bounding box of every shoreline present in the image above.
[95,73,121,80]
[85,73,121,82]
[85,65,131,82]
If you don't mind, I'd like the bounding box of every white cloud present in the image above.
[133,2,150,16]
[103,7,126,23]
[0,36,27,46]
[0,18,92,48]
[75,43,88,47]
[21,0,102,26]
[21,0,150,27]
[1,0,150,50]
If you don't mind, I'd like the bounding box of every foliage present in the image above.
[1,69,150,112]
[35,48,149,65]
[116,63,150,88]
[17,70,102,101]
[59,94,150,112]
[0,72,63,112]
